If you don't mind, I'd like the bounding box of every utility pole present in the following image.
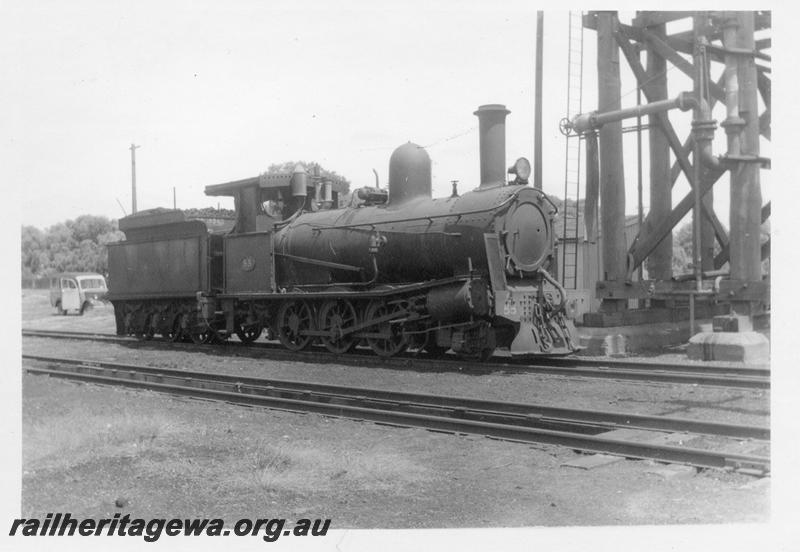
[130,143,140,214]
[533,11,544,190]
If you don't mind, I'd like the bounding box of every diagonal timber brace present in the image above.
[629,167,726,272]
[617,24,726,103]
[615,30,729,257]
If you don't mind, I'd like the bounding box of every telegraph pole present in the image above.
[534,10,544,190]
[130,143,140,214]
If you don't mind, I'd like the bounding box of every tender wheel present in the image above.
[190,328,212,345]
[276,300,315,351]
[162,314,180,341]
[165,313,188,342]
[235,322,263,344]
[188,314,212,344]
[364,300,407,358]
[140,313,156,341]
[318,299,358,354]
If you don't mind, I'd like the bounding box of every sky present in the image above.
[4,2,769,232]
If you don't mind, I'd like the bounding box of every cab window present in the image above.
[61,279,77,289]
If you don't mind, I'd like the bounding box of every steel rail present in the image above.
[23,355,769,473]
[22,329,770,389]
[22,354,769,440]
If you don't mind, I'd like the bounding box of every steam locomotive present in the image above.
[107,104,576,359]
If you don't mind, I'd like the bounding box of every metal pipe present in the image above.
[539,268,567,311]
[569,92,696,134]
[636,87,644,289]
[691,25,719,295]
[692,138,703,292]
[721,13,745,156]
[583,131,599,243]
[690,91,722,170]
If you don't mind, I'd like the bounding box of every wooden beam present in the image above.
[670,138,694,184]
[759,109,771,141]
[756,38,771,50]
[617,21,726,63]
[632,11,693,27]
[755,11,771,31]
[757,72,771,110]
[714,202,771,269]
[670,27,724,44]
[639,27,727,103]
[630,168,726,271]
[616,30,729,249]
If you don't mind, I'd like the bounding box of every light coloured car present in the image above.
[49,272,108,315]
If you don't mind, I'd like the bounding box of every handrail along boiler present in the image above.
[107,105,576,358]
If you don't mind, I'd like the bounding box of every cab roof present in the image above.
[54,272,105,279]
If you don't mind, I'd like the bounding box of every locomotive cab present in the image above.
[205,167,349,234]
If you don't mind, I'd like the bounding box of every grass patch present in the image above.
[227,438,431,494]
[24,409,176,470]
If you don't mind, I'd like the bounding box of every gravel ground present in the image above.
[19,290,771,527]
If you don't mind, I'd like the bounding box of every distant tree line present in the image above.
[21,215,125,281]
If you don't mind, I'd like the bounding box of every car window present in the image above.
[78,278,106,290]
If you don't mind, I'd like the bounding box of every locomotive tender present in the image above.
[107,105,576,359]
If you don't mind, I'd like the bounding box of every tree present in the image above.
[670,220,769,276]
[21,226,45,279]
[671,222,695,275]
[266,161,351,195]
[20,215,124,280]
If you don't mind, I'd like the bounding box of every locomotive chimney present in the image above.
[474,104,510,188]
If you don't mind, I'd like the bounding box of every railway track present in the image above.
[23,354,770,475]
[22,329,771,389]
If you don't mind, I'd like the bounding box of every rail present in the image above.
[22,329,770,389]
[23,355,769,474]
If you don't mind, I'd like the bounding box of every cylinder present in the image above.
[474,104,510,188]
[426,281,490,321]
[388,142,432,204]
